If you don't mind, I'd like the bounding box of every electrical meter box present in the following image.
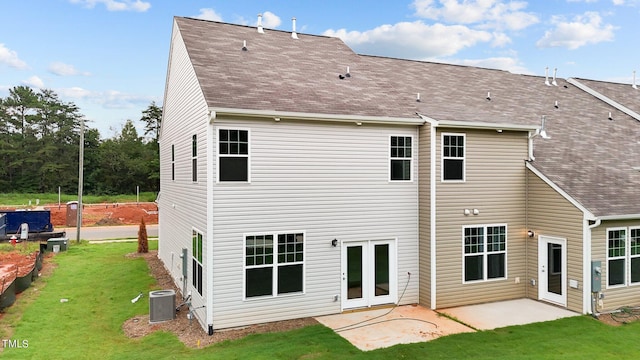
[591,260,602,292]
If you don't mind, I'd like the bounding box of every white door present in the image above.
[342,240,396,310]
[538,236,567,306]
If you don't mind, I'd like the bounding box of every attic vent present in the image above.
[633,71,638,90]
[242,40,247,51]
[291,17,299,39]
[257,13,264,33]
[545,67,550,86]
[416,93,421,102]
[552,68,558,86]
[486,91,491,101]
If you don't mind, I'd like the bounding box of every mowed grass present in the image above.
[0,192,157,206]
[3,241,640,359]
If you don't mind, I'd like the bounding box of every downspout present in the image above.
[206,110,216,335]
[587,217,602,317]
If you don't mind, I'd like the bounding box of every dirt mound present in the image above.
[48,203,158,227]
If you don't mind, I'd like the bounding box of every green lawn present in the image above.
[3,241,640,359]
[0,192,157,206]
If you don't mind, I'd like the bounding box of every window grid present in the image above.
[245,235,274,267]
[192,134,197,182]
[218,129,250,182]
[390,136,412,181]
[607,228,627,287]
[245,233,305,298]
[219,129,249,155]
[463,225,507,282]
[442,133,465,182]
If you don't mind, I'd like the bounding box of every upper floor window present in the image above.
[171,144,175,181]
[607,227,640,287]
[442,133,465,182]
[192,134,198,182]
[463,224,507,282]
[219,129,249,182]
[390,136,412,181]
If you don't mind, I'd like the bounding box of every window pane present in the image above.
[192,135,197,157]
[608,259,625,286]
[220,157,248,181]
[219,129,228,141]
[488,253,505,279]
[246,268,273,297]
[631,257,640,283]
[391,159,411,181]
[197,263,203,294]
[374,244,390,296]
[443,159,463,180]
[277,264,303,294]
[465,255,483,281]
[464,227,484,254]
[192,158,197,182]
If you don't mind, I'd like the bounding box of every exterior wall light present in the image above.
[527,230,535,238]
[331,239,338,247]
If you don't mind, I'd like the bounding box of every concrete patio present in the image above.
[315,299,579,351]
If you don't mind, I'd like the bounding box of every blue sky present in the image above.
[1,0,639,137]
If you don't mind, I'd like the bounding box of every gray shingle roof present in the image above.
[173,17,640,218]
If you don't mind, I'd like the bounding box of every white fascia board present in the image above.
[567,78,640,122]
[597,214,640,221]
[416,113,537,132]
[209,107,426,126]
[526,162,596,220]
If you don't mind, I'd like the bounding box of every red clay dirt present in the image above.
[0,250,37,293]
[47,202,158,227]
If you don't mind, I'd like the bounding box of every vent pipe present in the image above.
[633,71,638,90]
[257,14,264,34]
[291,17,299,39]
[552,68,558,86]
[545,67,550,86]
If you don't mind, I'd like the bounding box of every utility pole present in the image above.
[76,117,84,243]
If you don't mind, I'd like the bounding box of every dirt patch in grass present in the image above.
[122,251,318,348]
[47,202,158,227]
[597,308,640,326]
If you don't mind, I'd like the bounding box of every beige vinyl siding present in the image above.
[158,22,210,326]
[418,124,432,307]
[591,219,640,311]
[526,170,584,312]
[210,119,420,330]
[435,128,529,308]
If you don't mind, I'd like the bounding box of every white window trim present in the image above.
[630,227,640,286]
[216,127,251,184]
[388,135,414,182]
[441,132,466,183]
[462,223,508,284]
[192,227,204,296]
[243,231,306,301]
[606,226,640,289]
[171,143,175,182]
[191,134,198,183]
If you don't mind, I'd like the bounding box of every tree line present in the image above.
[0,86,160,195]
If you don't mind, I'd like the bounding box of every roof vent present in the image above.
[291,17,299,39]
[633,71,638,90]
[416,93,421,102]
[257,14,264,34]
[608,112,613,121]
[545,67,551,86]
[486,91,491,101]
[242,40,247,51]
[531,115,551,140]
[345,66,351,78]
[554,100,559,109]
[552,68,558,86]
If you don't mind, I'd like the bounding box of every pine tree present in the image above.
[137,217,148,253]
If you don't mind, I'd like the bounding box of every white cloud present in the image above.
[58,86,155,109]
[412,0,538,31]
[22,76,45,89]
[261,11,282,28]
[69,0,150,12]
[195,8,223,21]
[536,12,616,49]
[48,62,91,76]
[0,43,28,69]
[324,21,493,59]
[491,32,512,47]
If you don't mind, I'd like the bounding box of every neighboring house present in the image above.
[158,16,640,333]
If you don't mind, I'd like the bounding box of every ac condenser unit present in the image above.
[149,290,176,323]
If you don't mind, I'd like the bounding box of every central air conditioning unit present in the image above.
[149,289,176,323]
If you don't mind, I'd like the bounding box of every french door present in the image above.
[342,240,396,310]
